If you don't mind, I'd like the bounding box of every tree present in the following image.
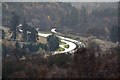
[27,43,37,53]
[27,26,38,42]
[110,25,118,42]
[79,6,88,32]
[39,43,48,51]
[2,43,7,62]
[14,41,22,60]
[118,26,120,43]
[74,48,97,77]
[87,38,100,51]
[21,19,28,41]
[47,34,59,51]
[10,12,20,41]
[86,27,106,37]
[69,7,79,27]
[15,41,21,50]
[21,44,27,55]
[2,29,5,39]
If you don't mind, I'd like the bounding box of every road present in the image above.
[38,28,85,55]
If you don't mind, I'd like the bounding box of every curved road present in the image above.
[38,28,85,55]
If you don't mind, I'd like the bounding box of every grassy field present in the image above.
[60,41,66,45]
[64,45,69,49]
[57,47,65,51]
[39,31,51,34]
[37,36,47,44]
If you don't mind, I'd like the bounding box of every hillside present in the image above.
[2,2,119,41]
[2,2,120,78]
[71,2,118,10]
[2,2,74,30]
[2,2,118,40]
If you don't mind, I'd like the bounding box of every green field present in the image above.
[57,47,65,51]
[64,45,69,48]
[60,41,66,45]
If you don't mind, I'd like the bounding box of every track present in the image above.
[38,28,85,55]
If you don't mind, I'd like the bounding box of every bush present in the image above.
[64,45,69,48]
[57,47,65,51]
[47,34,60,51]
[47,54,72,67]
[87,38,100,51]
